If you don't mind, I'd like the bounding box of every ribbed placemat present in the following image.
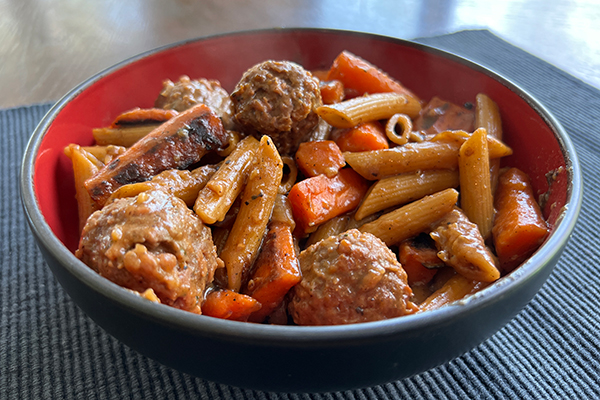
[2,29,599,399]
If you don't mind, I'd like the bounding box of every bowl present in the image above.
[20,28,582,393]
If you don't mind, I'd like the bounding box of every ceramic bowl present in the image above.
[20,28,582,393]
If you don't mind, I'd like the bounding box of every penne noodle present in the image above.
[64,145,101,233]
[305,214,351,248]
[355,169,460,220]
[344,140,461,180]
[385,113,422,145]
[108,164,218,207]
[305,117,332,142]
[81,145,127,165]
[475,94,502,140]
[459,128,494,240]
[217,130,242,158]
[475,93,503,194]
[92,124,159,147]
[430,207,500,282]
[270,193,296,230]
[194,136,260,224]
[220,136,284,291]
[419,274,489,312]
[316,93,422,129]
[430,130,512,158]
[279,156,298,194]
[359,188,459,246]
[344,130,512,180]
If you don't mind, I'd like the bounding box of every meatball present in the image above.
[155,75,236,130]
[288,229,418,325]
[76,190,222,314]
[231,60,322,155]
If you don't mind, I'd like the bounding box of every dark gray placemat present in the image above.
[2,29,599,399]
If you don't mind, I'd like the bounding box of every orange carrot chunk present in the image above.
[492,168,549,272]
[332,121,389,152]
[288,168,369,236]
[319,80,345,104]
[295,140,346,178]
[201,289,261,322]
[326,50,421,103]
[398,234,444,286]
[244,222,302,323]
[414,97,475,136]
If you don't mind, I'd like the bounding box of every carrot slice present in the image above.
[295,140,345,178]
[244,222,302,323]
[326,50,420,103]
[319,80,345,104]
[288,168,369,236]
[201,289,261,322]
[332,121,389,152]
[492,168,549,272]
[398,234,444,286]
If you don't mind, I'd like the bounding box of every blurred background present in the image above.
[1,0,598,109]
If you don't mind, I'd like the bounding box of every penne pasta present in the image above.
[475,93,502,140]
[430,207,500,282]
[81,145,127,165]
[359,188,459,246]
[108,164,218,207]
[385,113,423,145]
[279,156,298,194]
[220,136,284,291]
[430,130,512,158]
[475,93,503,194]
[316,93,422,129]
[419,274,489,312]
[344,140,461,180]
[305,214,351,248]
[194,135,259,224]
[344,130,512,180]
[355,169,460,220]
[92,124,158,147]
[64,144,101,233]
[459,128,494,240]
[270,193,296,230]
[217,130,242,158]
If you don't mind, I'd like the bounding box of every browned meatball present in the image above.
[230,60,322,155]
[76,190,222,314]
[288,229,418,325]
[155,75,236,130]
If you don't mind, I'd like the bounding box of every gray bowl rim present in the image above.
[20,27,583,347]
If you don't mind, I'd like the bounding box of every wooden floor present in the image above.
[1,0,598,108]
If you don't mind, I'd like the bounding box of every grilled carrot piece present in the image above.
[85,104,227,207]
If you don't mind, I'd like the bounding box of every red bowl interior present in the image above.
[33,29,568,252]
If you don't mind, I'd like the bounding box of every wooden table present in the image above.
[1,0,598,109]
